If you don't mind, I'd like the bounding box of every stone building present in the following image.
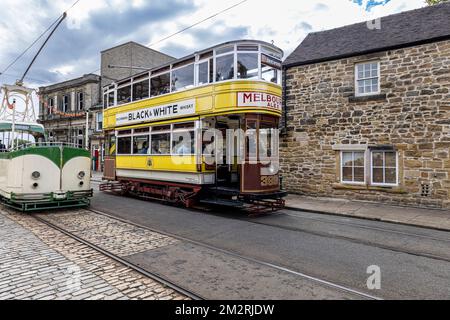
[281,3,450,208]
[100,41,174,88]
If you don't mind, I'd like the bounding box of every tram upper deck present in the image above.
[102,40,283,130]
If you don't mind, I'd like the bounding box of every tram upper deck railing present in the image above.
[2,141,86,153]
[103,40,283,109]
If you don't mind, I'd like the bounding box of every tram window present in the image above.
[261,65,279,84]
[134,127,150,134]
[152,125,170,132]
[237,53,259,80]
[117,85,131,104]
[259,123,274,158]
[151,133,170,154]
[133,135,150,154]
[173,122,194,130]
[117,136,132,154]
[108,91,115,107]
[117,129,131,135]
[199,51,213,60]
[237,45,258,51]
[261,46,283,60]
[246,121,257,160]
[103,94,107,108]
[261,53,282,84]
[216,54,234,82]
[198,61,209,85]
[172,131,194,155]
[151,73,170,97]
[216,45,234,55]
[172,64,194,92]
[132,80,149,101]
[209,59,214,83]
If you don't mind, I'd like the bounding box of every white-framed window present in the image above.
[76,92,84,110]
[48,97,54,114]
[371,150,398,186]
[341,151,366,184]
[96,112,103,132]
[62,95,69,112]
[355,61,380,96]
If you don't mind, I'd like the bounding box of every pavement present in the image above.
[0,208,186,300]
[91,171,450,231]
[285,194,450,232]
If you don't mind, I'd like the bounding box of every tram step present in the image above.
[200,198,245,208]
[209,186,241,196]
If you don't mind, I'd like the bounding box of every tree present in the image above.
[426,0,447,5]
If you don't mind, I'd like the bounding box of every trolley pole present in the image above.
[11,99,16,149]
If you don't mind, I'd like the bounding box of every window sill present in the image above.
[332,183,407,194]
[349,93,386,103]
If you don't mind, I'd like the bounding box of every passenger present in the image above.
[0,140,6,152]
[174,136,190,155]
[203,136,215,157]
[138,141,149,154]
[151,141,161,154]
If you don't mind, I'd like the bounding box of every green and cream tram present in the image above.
[0,120,93,211]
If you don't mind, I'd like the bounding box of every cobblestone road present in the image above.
[0,208,187,300]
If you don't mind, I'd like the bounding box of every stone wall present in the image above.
[281,40,450,208]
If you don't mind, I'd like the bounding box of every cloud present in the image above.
[351,0,392,11]
[314,3,329,11]
[0,0,427,88]
[0,0,197,86]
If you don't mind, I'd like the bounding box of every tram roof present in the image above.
[104,39,284,88]
[0,121,45,134]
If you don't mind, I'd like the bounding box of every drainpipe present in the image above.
[282,66,288,134]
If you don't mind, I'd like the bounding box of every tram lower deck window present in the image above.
[172,131,194,155]
[151,133,170,154]
[133,135,149,154]
[117,136,132,154]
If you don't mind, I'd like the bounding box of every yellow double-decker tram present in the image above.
[100,40,286,212]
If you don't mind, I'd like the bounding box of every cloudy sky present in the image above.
[0,0,428,90]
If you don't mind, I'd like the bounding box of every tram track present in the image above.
[31,214,204,301]
[182,205,450,263]
[86,207,382,300]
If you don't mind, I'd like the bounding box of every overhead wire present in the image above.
[0,0,83,79]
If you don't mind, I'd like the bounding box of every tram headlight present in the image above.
[268,163,276,175]
[31,171,40,179]
[77,171,86,179]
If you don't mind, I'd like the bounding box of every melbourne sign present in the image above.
[116,99,196,126]
[237,92,282,111]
